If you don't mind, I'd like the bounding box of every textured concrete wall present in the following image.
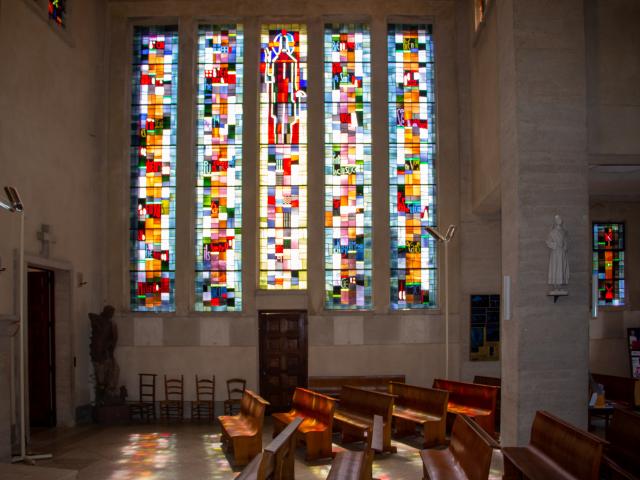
[0,0,107,457]
[470,2,500,214]
[458,0,502,382]
[498,0,590,445]
[586,0,640,160]
[104,0,462,402]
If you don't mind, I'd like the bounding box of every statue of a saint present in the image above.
[89,305,120,404]
[546,215,569,294]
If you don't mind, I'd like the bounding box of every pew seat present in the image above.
[327,416,382,480]
[272,387,336,460]
[420,414,497,480]
[502,410,606,480]
[432,378,498,436]
[219,389,270,466]
[334,386,396,453]
[389,382,449,448]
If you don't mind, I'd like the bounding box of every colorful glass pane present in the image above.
[388,24,437,309]
[196,25,244,311]
[48,0,65,27]
[324,24,372,309]
[259,25,308,289]
[593,223,625,306]
[130,26,178,311]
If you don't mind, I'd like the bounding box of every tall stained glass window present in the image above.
[593,223,625,306]
[324,24,372,309]
[48,0,66,27]
[388,24,437,309]
[130,27,178,311]
[196,25,244,311]
[259,25,308,289]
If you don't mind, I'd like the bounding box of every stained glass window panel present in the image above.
[48,0,66,27]
[130,26,178,311]
[388,24,437,309]
[593,223,625,306]
[196,25,244,311]
[324,24,372,309]
[259,24,308,289]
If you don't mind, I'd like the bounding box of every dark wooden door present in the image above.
[28,270,56,428]
[259,310,308,413]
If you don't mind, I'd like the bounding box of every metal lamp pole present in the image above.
[425,225,456,379]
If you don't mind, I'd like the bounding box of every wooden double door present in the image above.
[259,310,308,413]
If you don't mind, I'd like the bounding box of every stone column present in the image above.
[498,0,590,445]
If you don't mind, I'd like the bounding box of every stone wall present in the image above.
[0,0,107,459]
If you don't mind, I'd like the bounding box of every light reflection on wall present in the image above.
[110,433,176,480]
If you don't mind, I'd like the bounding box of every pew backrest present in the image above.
[292,387,335,426]
[432,378,498,413]
[450,414,495,480]
[592,373,640,408]
[339,385,395,420]
[530,410,605,480]
[605,406,640,476]
[240,390,269,431]
[389,382,448,418]
[309,375,405,398]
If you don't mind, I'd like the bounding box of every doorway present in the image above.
[258,310,308,413]
[27,268,56,428]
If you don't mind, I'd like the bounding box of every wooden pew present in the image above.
[473,375,501,432]
[237,417,302,480]
[388,382,448,448]
[432,378,498,436]
[218,389,270,466]
[592,373,640,409]
[420,414,497,480]
[272,387,336,460]
[602,407,640,480]
[308,375,405,399]
[333,385,396,453]
[502,410,606,480]
[327,415,383,480]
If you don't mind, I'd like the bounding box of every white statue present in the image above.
[546,214,569,294]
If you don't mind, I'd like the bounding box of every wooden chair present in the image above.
[191,375,215,422]
[160,374,184,421]
[224,377,246,415]
[129,373,156,421]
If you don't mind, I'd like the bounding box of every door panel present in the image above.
[259,310,308,413]
[28,270,56,428]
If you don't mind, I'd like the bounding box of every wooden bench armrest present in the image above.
[265,417,302,453]
[466,416,500,449]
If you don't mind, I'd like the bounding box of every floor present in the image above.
[22,419,506,480]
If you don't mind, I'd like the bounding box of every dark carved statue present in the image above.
[89,306,123,405]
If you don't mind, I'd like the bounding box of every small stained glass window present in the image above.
[593,223,625,306]
[48,0,66,27]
